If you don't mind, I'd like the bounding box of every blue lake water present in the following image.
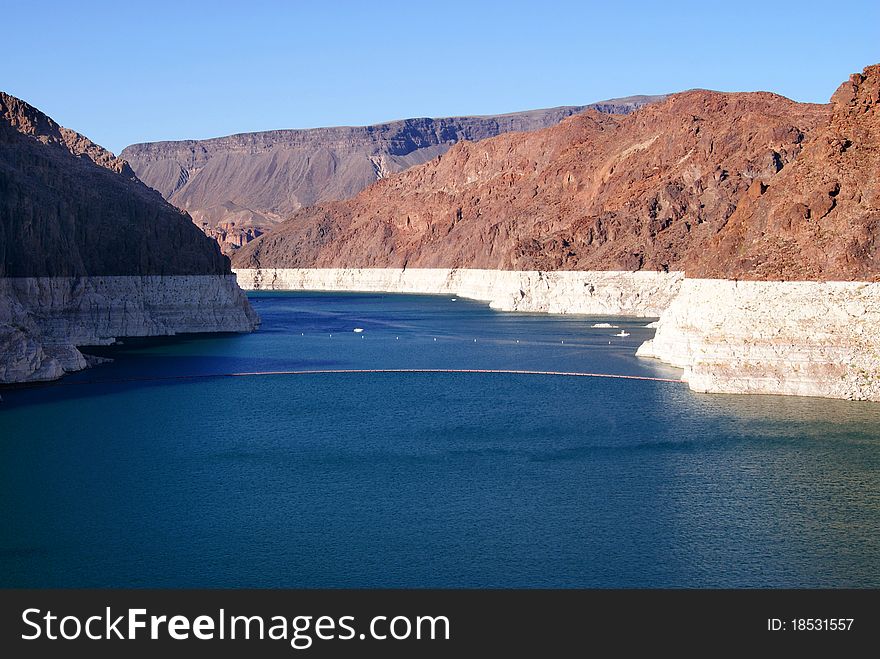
[1,292,879,587]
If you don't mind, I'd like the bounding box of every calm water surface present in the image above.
[1,292,878,587]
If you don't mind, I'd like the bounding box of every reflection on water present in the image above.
[1,292,878,587]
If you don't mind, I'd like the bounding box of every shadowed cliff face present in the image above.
[231,84,830,276]
[120,96,663,253]
[0,92,230,277]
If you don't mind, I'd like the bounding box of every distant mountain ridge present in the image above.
[121,95,664,253]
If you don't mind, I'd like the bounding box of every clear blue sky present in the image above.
[3,0,878,154]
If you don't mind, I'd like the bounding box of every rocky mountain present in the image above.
[0,92,258,383]
[121,96,663,253]
[233,79,863,279]
[0,92,231,277]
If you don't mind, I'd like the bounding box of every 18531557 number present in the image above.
[790,619,854,631]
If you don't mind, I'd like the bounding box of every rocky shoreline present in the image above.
[637,279,880,401]
[1,91,261,386]
[233,267,683,317]
[0,275,259,383]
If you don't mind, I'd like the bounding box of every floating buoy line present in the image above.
[28,368,683,389]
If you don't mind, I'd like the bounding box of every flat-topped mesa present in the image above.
[120,95,665,254]
[0,91,259,384]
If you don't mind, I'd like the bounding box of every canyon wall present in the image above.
[232,90,830,273]
[1,276,258,383]
[636,65,880,400]
[637,279,880,401]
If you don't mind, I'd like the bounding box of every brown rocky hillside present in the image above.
[232,65,880,281]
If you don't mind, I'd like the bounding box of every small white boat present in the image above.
[614,331,631,337]
[592,323,618,328]
[353,328,364,333]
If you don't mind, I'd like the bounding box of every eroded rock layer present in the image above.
[1,276,259,383]
[637,279,880,400]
